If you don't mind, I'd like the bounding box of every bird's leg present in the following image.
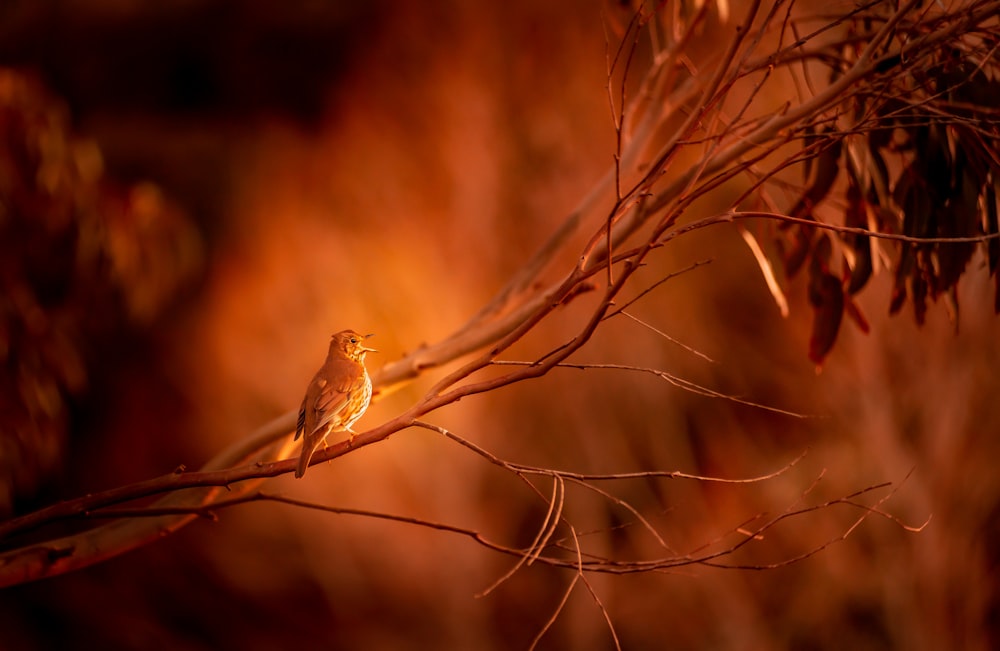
[320,437,331,466]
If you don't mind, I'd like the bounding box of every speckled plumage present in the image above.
[293,330,375,478]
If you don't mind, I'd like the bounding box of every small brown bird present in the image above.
[294,330,376,478]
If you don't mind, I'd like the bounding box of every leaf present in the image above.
[810,232,833,274]
[847,236,872,295]
[844,171,872,294]
[890,166,922,316]
[912,267,928,326]
[807,235,843,364]
[844,294,870,334]
[782,225,814,278]
[737,224,789,318]
[944,286,959,331]
[889,281,907,315]
[934,164,979,294]
[921,123,953,193]
[995,272,1000,315]
[867,144,891,209]
[808,271,844,366]
[986,174,999,276]
[935,50,1000,109]
[791,134,843,219]
[782,128,846,279]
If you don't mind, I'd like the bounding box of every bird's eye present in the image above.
[350,337,358,344]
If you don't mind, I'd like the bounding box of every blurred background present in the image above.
[1,0,998,649]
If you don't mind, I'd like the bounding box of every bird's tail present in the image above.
[294,438,318,478]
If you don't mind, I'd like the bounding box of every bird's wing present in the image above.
[314,383,349,417]
[310,382,350,435]
[303,360,368,436]
[294,393,307,441]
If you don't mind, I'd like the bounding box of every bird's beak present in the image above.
[362,334,378,354]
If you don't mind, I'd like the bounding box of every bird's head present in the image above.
[331,330,377,362]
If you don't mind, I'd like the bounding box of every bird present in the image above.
[294,330,376,478]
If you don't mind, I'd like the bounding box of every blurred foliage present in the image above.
[0,69,201,515]
[776,10,1000,364]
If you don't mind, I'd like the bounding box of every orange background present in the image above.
[1,1,998,649]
